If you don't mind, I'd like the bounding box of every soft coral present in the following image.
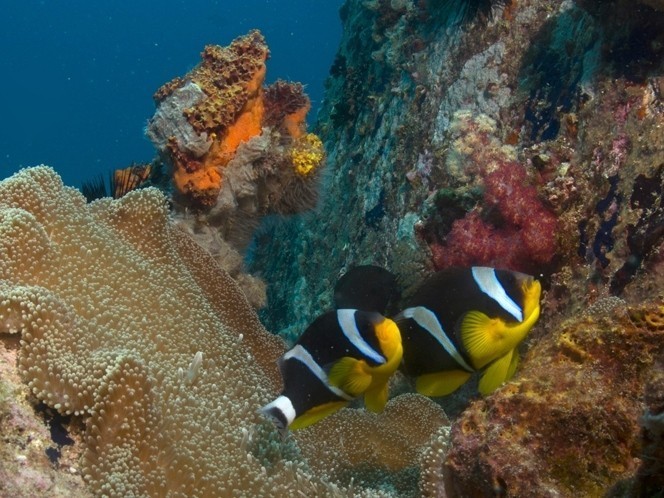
[431,160,557,273]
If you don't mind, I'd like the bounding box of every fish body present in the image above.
[333,265,400,315]
[261,309,402,431]
[395,266,541,396]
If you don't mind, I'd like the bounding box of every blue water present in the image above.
[0,0,343,188]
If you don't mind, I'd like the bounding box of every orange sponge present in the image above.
[151,30,317,208]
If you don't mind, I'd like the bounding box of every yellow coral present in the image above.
[289,133,325,176]
[630,303,664,331]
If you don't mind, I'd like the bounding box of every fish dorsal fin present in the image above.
[478,349,514,395]
[334,265,400,314]
[328,357,372,396]
[364,383,389,413]
[460,310,506,368]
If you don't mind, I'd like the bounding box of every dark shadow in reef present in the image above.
[34,401,75,466]
[518,1,664,143]
[426,0,508,25]
[517,6,601,143]
[574,0,664,83]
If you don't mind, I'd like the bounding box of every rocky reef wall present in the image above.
[250,0,664,495]
[252,0,664,352]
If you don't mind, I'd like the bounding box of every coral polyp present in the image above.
[290,133,325,176]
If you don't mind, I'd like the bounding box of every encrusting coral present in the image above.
[0,166,450,497]
[146,30,324,210]
[148,30,270,206]
[440,299,664,497]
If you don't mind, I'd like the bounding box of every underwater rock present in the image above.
[247,0,664,494]
[146,30,323,213]
[253,0,664,349]
[440,300,664,496]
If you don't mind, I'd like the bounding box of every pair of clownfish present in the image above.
[261,266,541,431]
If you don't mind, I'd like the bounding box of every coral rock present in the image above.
[441,300,664,497]
[147,31,320,210]
[147,30,270,206]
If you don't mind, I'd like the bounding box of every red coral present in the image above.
[431,161,557,273]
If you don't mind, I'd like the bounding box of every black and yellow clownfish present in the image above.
[394,266,541,397]
[261,309,402,431]
[333,265,401,315]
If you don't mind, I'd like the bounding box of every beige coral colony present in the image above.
[3,0,664,496]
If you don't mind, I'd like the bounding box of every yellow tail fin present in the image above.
[364,382,389,413]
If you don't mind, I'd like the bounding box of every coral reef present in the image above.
[148,30,270,206]
[146,31,326,308]
[442,300,664,496]
[253,0,664,335]
[419,112,558,273]
[247,0,664,493]
[146,30,323,211]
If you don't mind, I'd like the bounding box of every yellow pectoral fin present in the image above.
[364,383,389,413]
[415,370,472,397]
[328,357,372,396]
[461,311,505,368]
[478,349,514,395]
[290,401,349,430]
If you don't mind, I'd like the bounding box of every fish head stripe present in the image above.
[283,345,354,401]
[400,306,475,373]
[261,395,296,428]
[336,309,386,365]
[471,267,523,322]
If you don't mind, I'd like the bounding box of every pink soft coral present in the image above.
[431,161,557,273]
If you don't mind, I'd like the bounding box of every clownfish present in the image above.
[333,265,401,315]
[261,309,402,431]
[394,266,541,397]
